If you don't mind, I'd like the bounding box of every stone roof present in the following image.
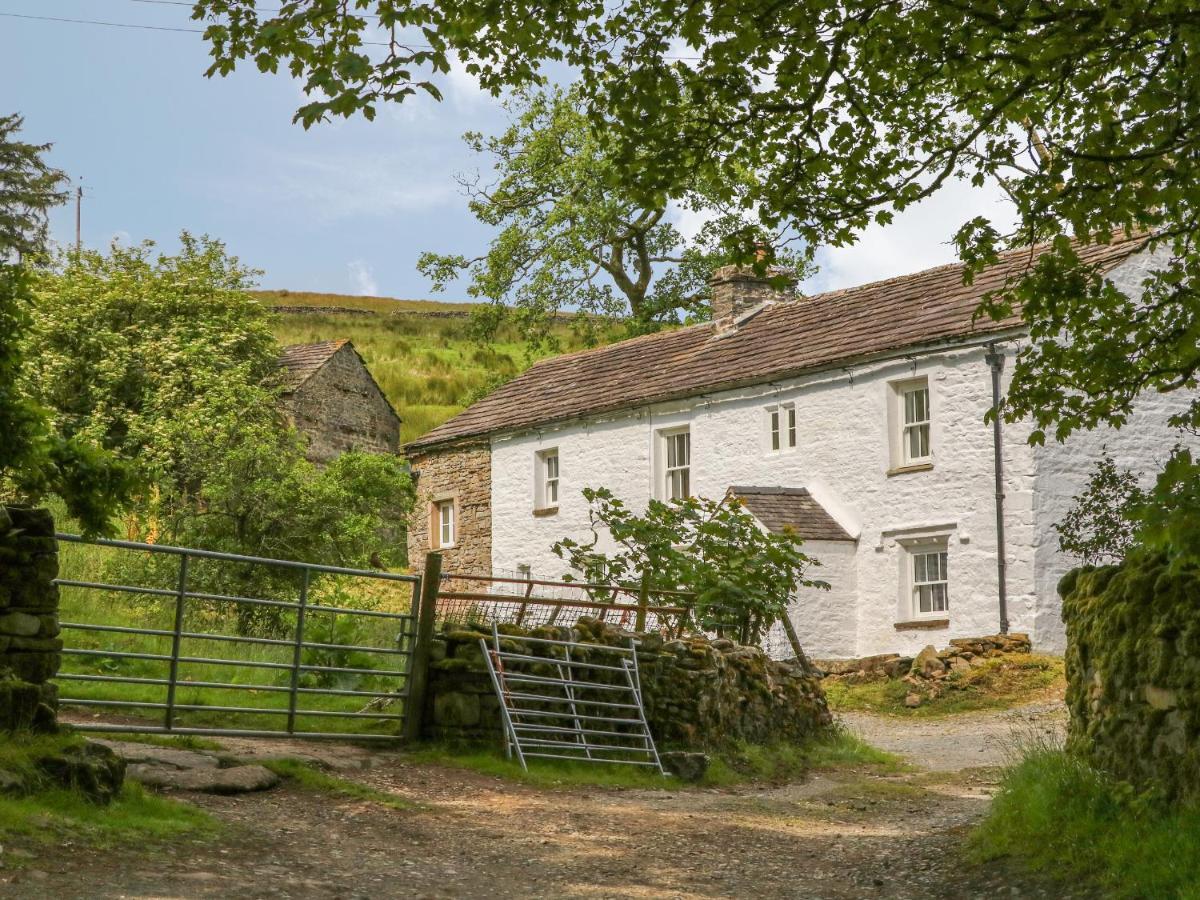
[406,236,1145,452]
[278,339,350,392]
[728,487,855,542]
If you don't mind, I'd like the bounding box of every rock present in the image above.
[1144,685,1177,710]
[948,657,971,674]
[0,612,42,637]
[37,740,126,804]
[0,768,26,794]
[904,692,923,708]
[911,645,945,678]
[91,739,221,771]
[128,763,280,794]
[661,751,710,782]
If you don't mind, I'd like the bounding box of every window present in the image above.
[662,428,691,501]
[768,403,797,452]
[533,448,560,511]
[889,378,932,469]
[435,500,455,548]
[910,546,949,616]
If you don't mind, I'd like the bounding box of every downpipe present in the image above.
[985,346,1010,634]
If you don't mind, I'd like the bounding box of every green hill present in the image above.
[261,291,590,446]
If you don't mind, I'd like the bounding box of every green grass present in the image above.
[823,653,1065,717]
[406,727,903,790]
[261,758,412,810]
[267,306,598,445]
[0,733,218,852]
[971,743,1200,898]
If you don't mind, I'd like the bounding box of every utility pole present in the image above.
[74,180,83,253]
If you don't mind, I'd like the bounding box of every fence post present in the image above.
[634,572,650,633]
[403,552,442,742]
[164,553,189,731]
[286,567,310,736]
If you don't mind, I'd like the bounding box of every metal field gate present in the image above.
[54,533,437,742]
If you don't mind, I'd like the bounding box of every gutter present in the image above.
[984,344,1010,634]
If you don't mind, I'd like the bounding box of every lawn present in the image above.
[823,654,1065,717]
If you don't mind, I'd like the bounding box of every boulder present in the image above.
[37,740,126,804]
[129,763,280,794]
[661,751,710,782]
[904,692,923,708]
[911,645,945,678]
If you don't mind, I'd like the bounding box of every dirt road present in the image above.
[2,706,1087,899]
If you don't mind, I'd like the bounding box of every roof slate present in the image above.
[729,486,855,542]
[278,339,349,391]
[407,236,1145,452]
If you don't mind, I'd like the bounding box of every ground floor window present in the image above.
[434,499,456,549]
[910,545,948,615]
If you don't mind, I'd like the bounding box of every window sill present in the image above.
[532,506,559,518]
[887,462,934,477]
[894,618,950,631]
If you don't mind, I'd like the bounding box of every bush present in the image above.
[973,743,1200,898]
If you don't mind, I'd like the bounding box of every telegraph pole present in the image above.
[74,181,83,253]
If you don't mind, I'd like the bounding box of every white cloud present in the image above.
[347,259,379,296]
[803,177,1017,293]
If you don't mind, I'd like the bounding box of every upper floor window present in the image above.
[767,403,797,452]
[889,377,932,470]
[535,448,559,510]
[435,499,455,549]
[909,543,949,617]
[660,428,691,501]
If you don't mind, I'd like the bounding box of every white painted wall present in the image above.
[1032,251,1200,651]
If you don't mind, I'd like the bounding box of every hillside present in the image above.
[261,291,592,446]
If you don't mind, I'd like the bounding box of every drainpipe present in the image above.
[985,345,1010,634]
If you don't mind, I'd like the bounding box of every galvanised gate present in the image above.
[54,534,438,742]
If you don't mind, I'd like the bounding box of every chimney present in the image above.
[710,265,795,322]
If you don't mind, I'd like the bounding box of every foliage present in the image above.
[971,743,1200,898]
[552,487,825,643]
[0,118,131,533]
[24,238,412,633]
[418,86,807,347]
[0,113,69,262]
[1054,452,1147,565]
[196,2,1200,555]
[823,654,1065,718]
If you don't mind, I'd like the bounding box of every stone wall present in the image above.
[0,507,61,733]
[1062,558,1200,803]
[407,442,492,576]
[423,618,831,750]
[284,343,400,464]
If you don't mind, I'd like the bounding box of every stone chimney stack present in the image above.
[709,265,795,322]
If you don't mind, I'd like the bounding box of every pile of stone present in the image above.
[426,617,832,752]
[0,507,63,734]
[818,633,1032,707]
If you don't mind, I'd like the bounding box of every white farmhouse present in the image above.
[406,235,1185,657]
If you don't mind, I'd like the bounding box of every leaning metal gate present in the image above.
[54,533,423,742]
[480,624,664,773]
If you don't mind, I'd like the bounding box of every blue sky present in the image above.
[0,1,1014,300]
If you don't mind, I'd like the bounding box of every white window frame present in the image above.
[435,499,456,549]
[889,377,932,469]
[658,427,691,501]
[766,402,797,453]
[535,448,559,511]
[905,540,949,619]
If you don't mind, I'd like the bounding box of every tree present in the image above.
[193,2,1200,437]
[0,115,131,534]
[1055,452,1147,565]
[418,87,806,346]
[552,487,826,644]
[25,237,412,631]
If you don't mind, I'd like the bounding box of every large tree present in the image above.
[0,115,131,533]
[418,86,805,346]
[193,1,1200,444]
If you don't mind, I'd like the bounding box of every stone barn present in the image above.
[278,339,400,463]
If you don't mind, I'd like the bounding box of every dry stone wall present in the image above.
[423,618,832,750]
[0,507,61,733]
[1061,558,1200,803]
[407,443,492,576]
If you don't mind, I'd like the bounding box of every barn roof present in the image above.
[728,487,855,542]
[406,235,1146,453]
[278,339,350,391]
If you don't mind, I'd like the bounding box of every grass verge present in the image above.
[262,759,411,810]
[406,725,904,790]
[823,653,1065,717]
[971,743,1200,898]
[0,733,218,853]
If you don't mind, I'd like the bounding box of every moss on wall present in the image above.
[1061,555,1200,802]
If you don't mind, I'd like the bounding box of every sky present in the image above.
[1,1,1014,300]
